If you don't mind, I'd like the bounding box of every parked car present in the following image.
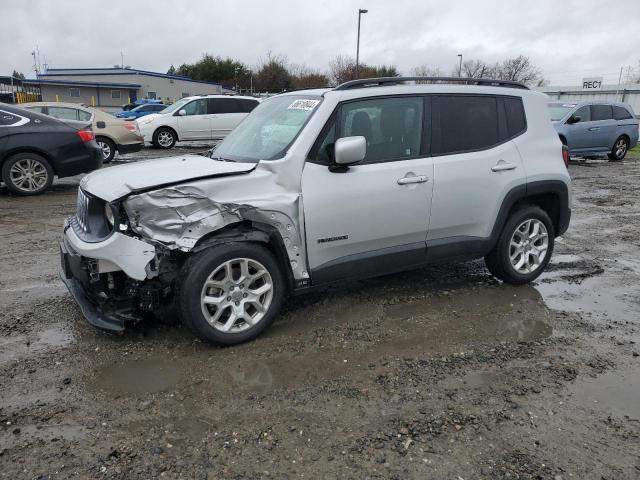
[60,77,571,345]
[121,99,164,111]
[21,102,143,163]
[0,103,102,195]
[547,101,639,160]
[113,103,167,120]
[136,95,260,149]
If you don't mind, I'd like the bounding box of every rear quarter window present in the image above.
[613,105,633,120]
[503,97,526,137]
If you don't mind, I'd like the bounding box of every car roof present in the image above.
[183,95,259,101]
[547,100,632,108]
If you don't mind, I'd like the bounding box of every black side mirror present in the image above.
[96,121,106,129]
[567,115,581,125]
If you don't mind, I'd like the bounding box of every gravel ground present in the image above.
[1,144,639,479]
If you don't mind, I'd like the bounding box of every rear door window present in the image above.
[239,99,259,113]
[435,95,499,155]
[208,98,243,114]
[591,104,613,121]
[48,106,80,121]
[613,105,633,120]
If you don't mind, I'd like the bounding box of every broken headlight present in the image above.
[105,203,115,227]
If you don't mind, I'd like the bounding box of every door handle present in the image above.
[588,127,600,131]
[397,175,429,185]
[491,162,517,172]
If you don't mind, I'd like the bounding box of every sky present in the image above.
[1,0,639,86]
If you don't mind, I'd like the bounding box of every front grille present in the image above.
[71,188,112,241]
[76,188,90,232]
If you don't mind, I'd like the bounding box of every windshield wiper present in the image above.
[209,156,236,163]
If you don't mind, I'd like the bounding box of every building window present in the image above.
[111,90,121,99]
[147,91,157,99]
[69,88,80,98]
[182,92,190,98]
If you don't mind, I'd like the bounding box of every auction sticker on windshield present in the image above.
[288,99,320,111]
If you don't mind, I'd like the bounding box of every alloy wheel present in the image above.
[157,131,174,147]
[615,138,627,158]
[509,219,549,274]
[97,140,111,160]
[9,158,49,192]
[200,258,274,333]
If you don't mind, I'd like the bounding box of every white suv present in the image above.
[60,77,571,345]
[136,95,259,148]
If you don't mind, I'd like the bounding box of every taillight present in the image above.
[123,123,138,132]
[562,145,569,166]
[78,130,95,142]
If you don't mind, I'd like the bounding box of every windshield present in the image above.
[160,98,192,114]
[211,95,322,163]
[547,103,577,121]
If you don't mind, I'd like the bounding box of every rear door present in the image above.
[589,104,616,149]
[176,99,211,140]
[427,95,526,246]
[208,98,247,139]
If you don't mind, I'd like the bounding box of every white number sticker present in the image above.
[288,99,320,111]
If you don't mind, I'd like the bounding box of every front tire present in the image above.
[96,136,116,163]
[485,206,554,285]
[1,153,54,195]
[608,136,629,161]
[177,243,286,345]
[153,128,176,149]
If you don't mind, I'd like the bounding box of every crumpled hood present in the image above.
[80,154,255,202]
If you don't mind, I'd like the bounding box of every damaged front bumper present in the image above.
[60,218,168,332]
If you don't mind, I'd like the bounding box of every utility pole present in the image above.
[616,66,623,101]
[121,51,124,69]
[355,8,368,78]
[457,54,463,77]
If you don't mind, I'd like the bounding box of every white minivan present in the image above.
[136,95,260,148]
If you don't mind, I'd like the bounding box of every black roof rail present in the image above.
[334,76,529,91]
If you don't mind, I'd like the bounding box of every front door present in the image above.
[302,95,434,284]
[565,104,594,152]
[177,98,212,140]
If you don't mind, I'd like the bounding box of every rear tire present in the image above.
[96,137,116,163]
[177,243,286,345]
[607,136,629,161]
[485,206,554,285]
[1,153,54,195]
[153,128,176,149]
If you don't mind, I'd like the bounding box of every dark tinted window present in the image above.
[239,99,259,113]
[591,104,613,121]
[613,105,633,120]
[436,95,498,154]
[313,96,424,164]
[504,97,526,137]
[0,110,23,126]
[152,104,166,111]
[208,98,243,114]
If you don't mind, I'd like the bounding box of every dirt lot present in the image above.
[1,146,639,479]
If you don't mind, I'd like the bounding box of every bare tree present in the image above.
[461,59,494,79]
[329,55,399,85]
[411,65,443,77]
[623,61,640,84]
[494,55,542,86]
[289,64,329,89]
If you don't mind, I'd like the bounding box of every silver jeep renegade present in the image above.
[60,77,571,345]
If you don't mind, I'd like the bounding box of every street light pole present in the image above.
[457,54,463,77]
[356,8,368,78]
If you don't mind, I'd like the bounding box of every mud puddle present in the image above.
[89,282,553,398]
[569,366,640,419]
[0,324,73,366]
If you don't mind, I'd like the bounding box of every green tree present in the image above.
[12,70,25,80]
[254,54,291,92]
[167,65,176,75]
[329,55,399,85]
[175,55,248,88]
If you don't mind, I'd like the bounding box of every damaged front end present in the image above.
[61,160,308,332]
